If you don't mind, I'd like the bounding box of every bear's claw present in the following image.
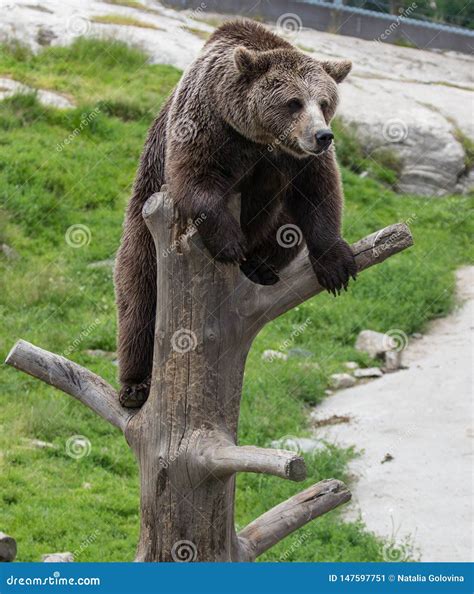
[119,378,151,408]
[310,240,357,296]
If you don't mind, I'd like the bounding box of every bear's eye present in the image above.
[320,99,329,109]
[287,98,303,113]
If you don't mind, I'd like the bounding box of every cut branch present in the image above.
[253,223,414,322]
[5,340,134,432]
[197,442,307,482]
[238,478,351,560]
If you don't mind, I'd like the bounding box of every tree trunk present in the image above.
[6,189,414,562]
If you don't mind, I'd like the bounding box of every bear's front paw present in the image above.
[203,228,247,264]
[119,378,151,408]
[310,240,357,296]
[240,256,280,285]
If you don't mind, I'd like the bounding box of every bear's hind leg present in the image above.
[115,220,156,408]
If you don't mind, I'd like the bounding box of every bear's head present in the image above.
[232,46,351,158]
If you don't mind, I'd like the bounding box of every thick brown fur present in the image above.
[114,19,356,407]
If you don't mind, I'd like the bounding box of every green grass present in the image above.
[183,26,211,41]
[0,38,472,562]
[91,14,163,30]
[454,126,474,172]
[102,0,162,14]
[332,117,403,188]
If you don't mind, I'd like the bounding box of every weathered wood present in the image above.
[195,432,306,482]
[5,189,414,562]
[251,223,414,323]
[0,532,17,562]
[238,479,351,560]
[5,340,134,432]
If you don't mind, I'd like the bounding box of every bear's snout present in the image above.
[315,128,334,150]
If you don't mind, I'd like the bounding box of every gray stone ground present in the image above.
[312,267,473,562]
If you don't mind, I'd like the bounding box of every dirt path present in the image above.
[313,267,473,561]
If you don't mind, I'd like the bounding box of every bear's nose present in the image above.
[315,129,334,148]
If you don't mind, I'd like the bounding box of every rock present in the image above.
[412,333,423,339]
[271,436,325,454]
[295,28,473,196]
[353,367,383,378]
[42,552,74,562]
[383,350,403,372]
[0,532,17,562]
[299,361,321,372]
[455,169,474,195]
[344,361,359,371]
[21,438,56,450]
[36,26,56,46]
[287,348,314,359]
[324,389,334,396]
[0,78,75,109]
[1,243,19,260]
[261,349,287,362]
[355,330,393,359]
[381,453,394,464]
[330,373,356,389]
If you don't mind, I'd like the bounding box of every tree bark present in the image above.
[5,189,414,562]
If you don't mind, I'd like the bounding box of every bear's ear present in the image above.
[234,47,271,76]
[321,59,352,83]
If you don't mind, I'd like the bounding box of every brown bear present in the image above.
[114,19,356,407]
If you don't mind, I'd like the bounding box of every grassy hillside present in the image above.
[0,39,472,562]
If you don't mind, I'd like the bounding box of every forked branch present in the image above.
[238,479,351,560]
[5,339,133,432]
[252,223,414,321]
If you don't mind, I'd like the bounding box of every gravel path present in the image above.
[313,267,473,561]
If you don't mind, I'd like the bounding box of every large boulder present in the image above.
[0,532,17,562]
[1,1,472,195]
